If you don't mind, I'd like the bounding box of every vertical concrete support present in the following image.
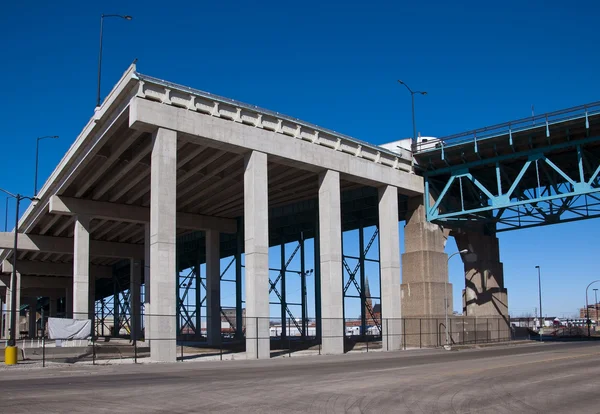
[149,127,177,362]
[73,215,90,320]
[65,284,73,319]
[150,128,177,362]
[143,224,150,342]
[206,230,221,346]
[49,297,58,317]
[378,185,402,351]
[27,297,36,338]
[401,197,449,347]
[244,151,270,359]
[130,259,142,341]
[5,272,21,338]
[318,170,344,355]
[455,230,508,328]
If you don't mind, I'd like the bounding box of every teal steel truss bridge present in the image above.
[415,102,600,231]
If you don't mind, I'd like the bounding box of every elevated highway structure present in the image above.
[1,64,442,361]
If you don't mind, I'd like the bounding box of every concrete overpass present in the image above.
[0,64,511,361]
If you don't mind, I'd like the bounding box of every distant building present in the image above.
[579,303,599,321]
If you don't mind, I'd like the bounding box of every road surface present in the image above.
[0,341,599,413]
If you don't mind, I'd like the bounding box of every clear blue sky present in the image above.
[2,0,599,319]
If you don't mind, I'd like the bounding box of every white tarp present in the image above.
[48,317,92,340]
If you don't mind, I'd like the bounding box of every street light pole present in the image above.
[34,135,59,196]
[97,14,132,108]
[397,80,427,148]
[584,280,599,337]
[594,288,599,333]
[446,249,468,349]
[535,266,543,339]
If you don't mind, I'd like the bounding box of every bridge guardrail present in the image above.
[414,101,600,153]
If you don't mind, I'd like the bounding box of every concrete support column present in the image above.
[143,224,150,342]
[378,185,402,351]
[318,170,344,355]
[49,297,58,317]
[130,259,142,341]
[73,214,90,320]
[27,297,36,338]
[244,151,270,359]
[5,272,21,338]
[401,197,449,347]
[65,284,73,318]
[149,127,177,362]
[206,230,221,346]
[454,230,508,321]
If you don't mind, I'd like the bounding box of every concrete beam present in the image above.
[0,275,70,289]
[0,232,143,259]
[129,97,424,196]
[1,260,112,279]
[50,195,236,234]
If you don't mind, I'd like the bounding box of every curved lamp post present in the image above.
[0,188,39,362]
[446,249,469,349]
[97,14,133,107]
[34,135,59,196]
[585,280,600,337]
[397,80,427,148]
[594,288,599,333]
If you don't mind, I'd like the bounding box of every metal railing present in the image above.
[1,311,518,366]
[414,101,600,153]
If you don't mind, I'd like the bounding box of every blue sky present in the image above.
[2,1,599,319]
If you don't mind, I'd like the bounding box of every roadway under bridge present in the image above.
[1,64,596,361]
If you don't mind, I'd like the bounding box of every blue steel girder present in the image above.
[424,135,600,231]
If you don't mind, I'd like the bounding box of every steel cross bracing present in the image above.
[177,267,200,336]
[219,257,238,334]
[269,239,304,337]
[422,115,600,231]
[342,225,381,334]
[95,297,114,337]
[176,255,243,339]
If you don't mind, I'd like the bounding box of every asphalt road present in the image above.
[0,342,599,413]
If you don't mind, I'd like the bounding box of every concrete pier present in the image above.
[73,215,90,320]
[378,185,402,351]
[149,128,178,362]
[206,229,221,346]
[244,151,270,359]
[455,230,509,322]
[401,197,449,347]
[4,272,20,338]
[319,170,344,355]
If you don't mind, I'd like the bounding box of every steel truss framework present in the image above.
[176,228,245,340]
[424,133,600,231]
[95,274,133,337]
[268,232,313,339]
[342,222,381,335]
[176,256,242,338]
